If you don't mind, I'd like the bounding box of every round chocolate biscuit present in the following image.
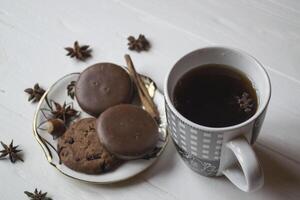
[96,104,159,160]
[75,63,132,117]
[58,118,121,174]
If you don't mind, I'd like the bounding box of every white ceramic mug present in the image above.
[164,47,271,192]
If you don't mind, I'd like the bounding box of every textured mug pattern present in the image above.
[165,101,222,176]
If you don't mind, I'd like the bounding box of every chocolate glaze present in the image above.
[96,104,159,160]
[75,63,132,117]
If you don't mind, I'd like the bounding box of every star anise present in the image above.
[0,140,23,163]
[24,188,52,200]
[236,92,254,113]
[127,34,150,52]
[67,81,76,99]
[24,83,45,103]
[51,101,79,123]
[65,41,92,61]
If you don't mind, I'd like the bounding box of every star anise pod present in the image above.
[24,188,52,200]
[67,81,76,99]
[24,83,45,103]
[127,34,150,52]
[0,140,23,163]
[65,41,92,61]
[51,101,79,123]
[236,92,254,113]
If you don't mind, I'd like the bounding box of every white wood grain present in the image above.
[0,0,300,199]
[121,0,300,81]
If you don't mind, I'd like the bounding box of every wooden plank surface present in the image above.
[0,0,299,199]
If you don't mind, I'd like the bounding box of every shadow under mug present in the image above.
[164,47,271,192]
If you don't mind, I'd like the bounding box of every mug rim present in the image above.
[164,46,272,132]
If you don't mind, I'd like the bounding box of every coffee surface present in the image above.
[173,64,257,128]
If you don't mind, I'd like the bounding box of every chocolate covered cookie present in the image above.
[75,63,132,117]
[96,104,159,160]
[58,118,120,174]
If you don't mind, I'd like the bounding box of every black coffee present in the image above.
[173,64,257,128]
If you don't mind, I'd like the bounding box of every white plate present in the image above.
[33,72,168,184]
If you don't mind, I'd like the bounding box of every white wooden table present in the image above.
[1,0,300,199]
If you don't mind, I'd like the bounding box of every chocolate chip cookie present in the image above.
[58,118,121,174]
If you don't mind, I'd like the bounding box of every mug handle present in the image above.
[222,136,264,192]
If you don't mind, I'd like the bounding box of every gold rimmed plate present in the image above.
[33,72,168,184]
